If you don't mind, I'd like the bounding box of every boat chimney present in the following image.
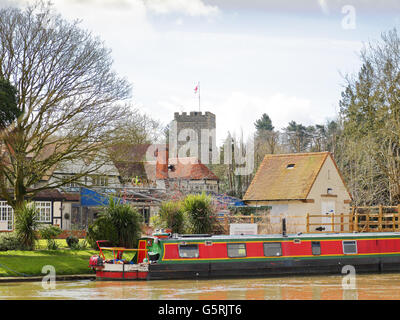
[282,218,287,237]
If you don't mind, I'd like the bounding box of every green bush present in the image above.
[182,193,220,234]
[86,198,143,249]
[0,232,23,251]
[14,202,40,250]
[39,225,62,250]
[152,200,185,234]
[66,235,79,248]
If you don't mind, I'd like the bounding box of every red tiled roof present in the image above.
[166,157,218,181]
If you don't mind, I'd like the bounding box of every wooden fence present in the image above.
[221,205,400,234]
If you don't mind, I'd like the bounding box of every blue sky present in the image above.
[9,0,400,145]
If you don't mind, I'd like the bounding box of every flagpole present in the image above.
[198,81,201,111]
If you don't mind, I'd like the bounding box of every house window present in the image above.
[227,243,247,258]
[312,241,321,255]
[264,242,282,256]
[35,201,52,223]
[0,201,13,231]
[178,244,199,258]
[343,240,357,254]
[286,164,295,169]
[62,175,79,188]
[91,175,108,186]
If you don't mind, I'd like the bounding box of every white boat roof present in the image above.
[163,232,400,241]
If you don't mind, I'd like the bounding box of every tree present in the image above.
[284,121,311,153]
[0,78,21,130]
[254,113,279,169]
[254,113,274,132]
[0,2,131,209]
[338,28,400,204]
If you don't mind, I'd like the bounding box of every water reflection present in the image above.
[1,273,400,300]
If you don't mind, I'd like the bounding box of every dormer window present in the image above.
[286,164,295,169]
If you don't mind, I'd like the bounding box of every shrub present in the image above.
[86,198,143,249]
[39,225,62,250]
[152,200,185,234]
[66,235,79,248]
[14,202,40,250]
[0,232,23,251]
[182,193,220,234]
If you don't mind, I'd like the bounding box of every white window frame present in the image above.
[342,240,357,254]
[35,201,52,223]
[0,201,14,231]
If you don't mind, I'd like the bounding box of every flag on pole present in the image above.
[194,82,199,94]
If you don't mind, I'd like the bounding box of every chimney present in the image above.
[156,145,169,179]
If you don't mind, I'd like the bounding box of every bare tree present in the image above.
[0,1,131,209]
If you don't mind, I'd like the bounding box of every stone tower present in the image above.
[172,111,216,164]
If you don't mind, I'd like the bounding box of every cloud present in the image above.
[143,0,219,17]
[318,0,330,15]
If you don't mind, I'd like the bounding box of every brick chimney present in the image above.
[155,145,169,179]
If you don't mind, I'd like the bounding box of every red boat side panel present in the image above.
[137,240,147,263]
[162,237,400,261]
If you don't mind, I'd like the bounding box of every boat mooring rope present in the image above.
[0,262,32,277]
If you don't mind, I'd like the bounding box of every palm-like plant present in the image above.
[87,197,143,248]
[14,202,40,250]
[183,193,217,234]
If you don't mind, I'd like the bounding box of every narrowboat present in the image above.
[89,229,400,280]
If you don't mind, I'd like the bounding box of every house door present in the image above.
[321,201,335,232]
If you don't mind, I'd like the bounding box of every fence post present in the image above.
[251,214,254,224]
[397,205,400,231]
[349,207,354,232]
[340,213,344,232]
[354,211,358,232]
[224,214,229,234]
[306,213,310,233]
[379,204,383,232]
[331,213,335,233]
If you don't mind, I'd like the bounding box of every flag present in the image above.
[194,83,199,94]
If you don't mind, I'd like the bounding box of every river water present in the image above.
[1,273,400,300]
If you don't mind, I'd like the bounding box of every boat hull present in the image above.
[93,255,400,280]
[94,263,149,281]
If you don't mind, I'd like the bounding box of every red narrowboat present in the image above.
[89,230,400,280]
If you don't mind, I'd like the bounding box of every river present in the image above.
[1,273,400,300]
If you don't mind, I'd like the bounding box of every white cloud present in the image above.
[318,0,330,15]
[143,0,219,17]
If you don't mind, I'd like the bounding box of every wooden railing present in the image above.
[306,205,400,233]
[221,205,400,234]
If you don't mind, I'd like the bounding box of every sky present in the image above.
[6,0,400,145]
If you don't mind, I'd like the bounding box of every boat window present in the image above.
[312,241,321,255]
[342,240,357,254]
[263,242,282,257]
[178,244,199,258]
[227,243,247,258]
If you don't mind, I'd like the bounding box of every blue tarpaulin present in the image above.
[80,187,122,207]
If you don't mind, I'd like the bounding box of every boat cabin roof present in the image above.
[155,232,400,242]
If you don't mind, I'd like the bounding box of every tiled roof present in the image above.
[243,152,331,201]
[165,157,219,181]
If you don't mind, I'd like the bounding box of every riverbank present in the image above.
[0,249,97,278]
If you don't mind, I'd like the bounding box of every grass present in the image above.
[0,239,138,277]
[0,249,98,277]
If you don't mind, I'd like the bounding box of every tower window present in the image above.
[286,164,295,169]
